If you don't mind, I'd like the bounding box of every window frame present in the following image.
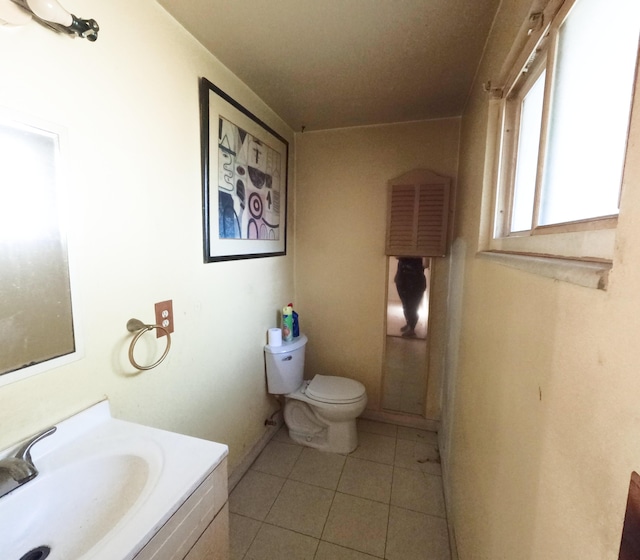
[499,52,548,236]
[486,0,639,262]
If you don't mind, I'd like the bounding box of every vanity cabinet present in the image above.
[183,503,229,560]
[134,458,228,560]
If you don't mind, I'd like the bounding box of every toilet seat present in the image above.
[304,375,366,404]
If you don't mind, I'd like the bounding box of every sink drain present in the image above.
[20,546,51,560]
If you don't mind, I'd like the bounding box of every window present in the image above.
[490,0,639,261]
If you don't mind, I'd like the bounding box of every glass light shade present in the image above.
[25,0,72,26]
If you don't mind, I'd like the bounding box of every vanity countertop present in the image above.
[0,399,228,560]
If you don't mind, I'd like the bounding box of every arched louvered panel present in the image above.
[386,169,451,257]
[388,184,418,249]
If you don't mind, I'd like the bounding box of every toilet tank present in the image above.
[264,334,308,394]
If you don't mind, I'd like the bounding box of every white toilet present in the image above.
[264,334,367,453]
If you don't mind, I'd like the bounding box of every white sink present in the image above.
[0,401,228,560]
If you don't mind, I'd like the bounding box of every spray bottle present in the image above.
[282,305,294,342]
[288,302,300,338]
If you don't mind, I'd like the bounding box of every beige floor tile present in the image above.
[396,426,438,445]
[391,468,446,517]
[394,438,442,475]
[420,461,443,476]
[386,506,450,560]
[314,541,382,559]
[349,432,396,465]
[337,457,393,503]
[322,492,389,558]
[229,513,261,560]
[251,440,303,478]
[233,422,451,560]
[356,419,398,438]
[266,479,334,538]
[289,447,346,490]
[245,523,318,560]
[229,469,285,521]
[273,424,300,445]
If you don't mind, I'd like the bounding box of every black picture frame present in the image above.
[199,77,288,262]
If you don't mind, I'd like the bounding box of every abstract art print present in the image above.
[200,78,288,262]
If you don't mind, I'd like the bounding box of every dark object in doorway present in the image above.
[394,257,426,337]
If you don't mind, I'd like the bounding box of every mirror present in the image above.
[0,111,80,386]
[382,257,431,415]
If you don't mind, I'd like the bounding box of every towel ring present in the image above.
[126,318,171,370]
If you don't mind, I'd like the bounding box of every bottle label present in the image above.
[283,314,294,341]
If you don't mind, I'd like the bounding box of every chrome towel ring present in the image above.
[126,318,171,370]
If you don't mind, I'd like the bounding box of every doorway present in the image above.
[381,257,431,415]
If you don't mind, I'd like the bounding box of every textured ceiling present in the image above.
[157,0,500,131]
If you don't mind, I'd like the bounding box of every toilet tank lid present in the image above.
[306,375,366,403]
[265,334,308,354]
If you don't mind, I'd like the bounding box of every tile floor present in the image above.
[229,419,450,560]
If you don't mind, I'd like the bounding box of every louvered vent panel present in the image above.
[387,185,416,248]
[386,170,451,257]
[416,183,447,255]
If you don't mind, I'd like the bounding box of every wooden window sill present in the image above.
[477,251,612,290]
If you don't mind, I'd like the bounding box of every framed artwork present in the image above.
[199,77,288,262]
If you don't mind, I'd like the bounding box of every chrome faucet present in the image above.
[0,426,56,499]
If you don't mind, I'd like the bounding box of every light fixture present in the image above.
[0,0,98,41]
[0,0,31,25]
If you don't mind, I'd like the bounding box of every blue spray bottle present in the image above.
[288,302,299,338]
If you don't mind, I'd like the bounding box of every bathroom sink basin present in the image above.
[1,452,153,559]
[0,400,228,560]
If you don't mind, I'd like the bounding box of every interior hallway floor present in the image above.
[229,419,450,560]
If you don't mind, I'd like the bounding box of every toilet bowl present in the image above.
[264,334,367,454]
[284,376,367,453]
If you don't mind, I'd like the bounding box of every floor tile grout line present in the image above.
[313,447,345,546]
[235,423,446,559]
[383,432,401,559]
[390,462,449,520]
[259,468,288,527]
[241,443,345,559]
[277,441,341,547]
[231,511,261,560]
[384,434,398,559]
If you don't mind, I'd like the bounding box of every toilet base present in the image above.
[284,399,360,454]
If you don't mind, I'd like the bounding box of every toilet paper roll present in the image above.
[268,327,282,347]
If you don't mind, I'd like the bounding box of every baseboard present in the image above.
[360,409,440,432]
[228,413,283,493]
[439,432,459,560]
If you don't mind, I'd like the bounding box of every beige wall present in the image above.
[444,0,640,558]
[295,120,460,419]
[0,0,293,473]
